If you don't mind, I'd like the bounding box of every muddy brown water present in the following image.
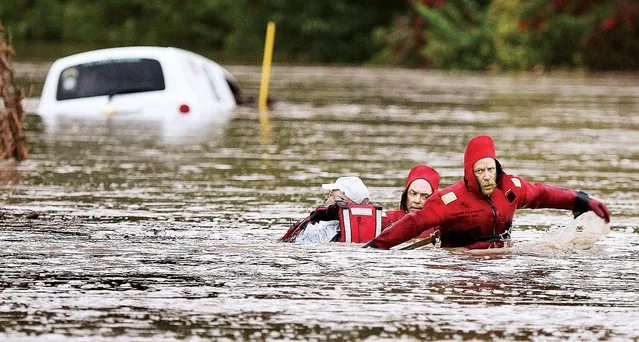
[1,64,638,341]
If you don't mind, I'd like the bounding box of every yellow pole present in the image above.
[259,21,276,113]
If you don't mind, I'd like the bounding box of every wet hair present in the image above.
[496,159,503,184]
[400,191,409,212]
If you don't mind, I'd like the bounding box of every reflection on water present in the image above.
[1,64,639,341]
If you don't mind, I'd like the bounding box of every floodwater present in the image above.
[2,63,639,341]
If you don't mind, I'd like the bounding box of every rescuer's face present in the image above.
[406,179,433,212]
[473,157,497,196]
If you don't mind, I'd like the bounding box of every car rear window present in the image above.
[56,58,165,100]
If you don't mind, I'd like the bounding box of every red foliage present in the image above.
[551,0,563,11]
[421,0,446,7]
[602,16,617,31]
[596,1,638,32]
[533,14,547,33]
[617,1,639,26]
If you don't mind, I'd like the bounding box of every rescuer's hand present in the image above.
[588,197,611,223]
[574,191,611,223]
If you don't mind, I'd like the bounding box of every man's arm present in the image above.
[517,178,611,222]
[364,201,443,249]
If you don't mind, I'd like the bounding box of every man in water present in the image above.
[323,176,370,206]
[280,176,372,243]
[382,164,440,239]
[383,164,440,225]
[365,135,611,250]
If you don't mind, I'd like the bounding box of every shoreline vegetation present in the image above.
[1,1,637,71]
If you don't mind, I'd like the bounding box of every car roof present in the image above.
[50,46,194,67]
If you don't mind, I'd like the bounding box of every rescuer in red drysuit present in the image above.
[382,164,441,239]
[365,135,611,250]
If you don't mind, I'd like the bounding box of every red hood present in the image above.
[463,135,497,194]
[400,164,440,212]
[405,165,440,190]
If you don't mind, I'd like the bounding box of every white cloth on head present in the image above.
[321,176,370,204]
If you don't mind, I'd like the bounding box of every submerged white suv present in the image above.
[37,46,239,122]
